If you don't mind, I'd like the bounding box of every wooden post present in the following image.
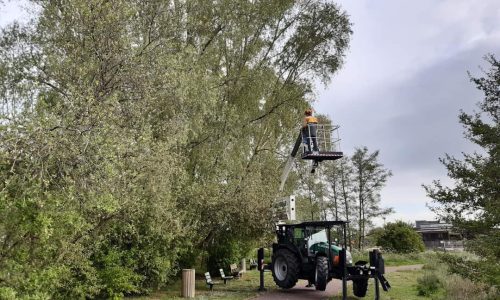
[181,269,195,298]
[240,258,246,273]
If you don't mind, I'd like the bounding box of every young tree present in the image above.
[351,147,393,250]
[321,156,356,248]
[424,55,500,286]
[376,221,425,253]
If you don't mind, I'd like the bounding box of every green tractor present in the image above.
[265,125,390,298]
[270,221,390,298]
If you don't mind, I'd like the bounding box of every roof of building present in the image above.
[415,220,454,233]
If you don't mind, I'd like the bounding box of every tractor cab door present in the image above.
[293,227,309,259]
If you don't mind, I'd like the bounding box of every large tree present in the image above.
[0,0,352,297]
[424,55,499,286]
[351,147,393,250]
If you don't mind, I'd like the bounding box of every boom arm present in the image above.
[279,133,303,192]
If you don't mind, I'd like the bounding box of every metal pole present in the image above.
[327,226,332,271]
[322,124,327,151]
[259,268,266,291]
[342,223,347,300]
[375,277,380,300]
[308,124,312,152]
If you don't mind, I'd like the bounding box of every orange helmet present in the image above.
[305,109,313,116]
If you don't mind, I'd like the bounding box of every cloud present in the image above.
[317,0,500,223]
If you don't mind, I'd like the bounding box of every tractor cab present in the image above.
[275,222,349,265]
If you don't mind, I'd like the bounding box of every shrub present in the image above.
[376,221,425,253]
[416,272,441,296]
[444,274,498,300]
[365,227,385,247]
[206,237,252,274]
[438,252,500,287]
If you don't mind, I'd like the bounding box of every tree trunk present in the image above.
[332,179,339,221]
[309,190,314,221]
[358,170,363,251]
[340,163,351,250]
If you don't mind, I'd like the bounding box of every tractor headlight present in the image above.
[346,250,353,265]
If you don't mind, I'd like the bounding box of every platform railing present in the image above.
[302,123,341,153]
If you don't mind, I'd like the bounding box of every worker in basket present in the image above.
[302,109,319,153]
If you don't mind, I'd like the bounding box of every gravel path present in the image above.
[250,264,423,300]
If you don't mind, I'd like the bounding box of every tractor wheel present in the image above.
[353,278,369,297]
[272,248,300,289]
[314,256,329,291]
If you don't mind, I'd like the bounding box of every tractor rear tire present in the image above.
[315,256,328,291]
[353,278,369,297]
[272,248,300,289]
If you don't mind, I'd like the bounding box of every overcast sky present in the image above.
[1,1,499,225]
[316,0,500,224]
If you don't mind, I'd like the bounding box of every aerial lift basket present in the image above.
[300,123,343,161]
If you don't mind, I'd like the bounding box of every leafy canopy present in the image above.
[0,0,352,297]
[424,54,500,286]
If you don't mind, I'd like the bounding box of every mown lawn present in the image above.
[134,252,441,300]
[330,268,445,300]
[131,269,276,300]
[136,268,439,300]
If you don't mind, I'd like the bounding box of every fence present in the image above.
[424,240,464,251]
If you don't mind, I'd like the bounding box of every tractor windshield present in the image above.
[306,227,341,256]
[308,228,328,245]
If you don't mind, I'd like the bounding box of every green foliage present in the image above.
[0,287,17,300]
[365,227,384,247]
[0,0,352,298]
[438,252,500,287]
[444,274,499,300]
[206,237,252,275]
[351,147,393,250]
[376,221,425,253]
[416,272,441,296]
[424,55,500,288]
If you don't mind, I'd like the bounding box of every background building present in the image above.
[415,220,464,250]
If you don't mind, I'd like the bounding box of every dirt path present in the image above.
[250,264,423,300]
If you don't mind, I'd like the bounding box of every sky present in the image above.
[315,0,500,224]
[1,1,499,225]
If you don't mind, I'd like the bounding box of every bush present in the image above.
[376,221,425,253]
[206,237,252,274]
[416,272,441,296]
[365,227,385,247]
[444,274,498,300]
[438,252,500,287]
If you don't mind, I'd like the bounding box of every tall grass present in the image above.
[351,249,426,266]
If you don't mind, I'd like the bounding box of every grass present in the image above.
[135,268,435,300]
[352,251,426,266]
[135,252,485,300]
[130,269,276,300]
[330,268,445,300]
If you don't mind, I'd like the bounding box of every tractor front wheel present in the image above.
[314,256,328,291]
[353,278,369,297]
[272,249,300,289]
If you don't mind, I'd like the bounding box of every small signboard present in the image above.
[273,195,296,221]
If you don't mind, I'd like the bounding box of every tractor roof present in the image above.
[278,220,348,228]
